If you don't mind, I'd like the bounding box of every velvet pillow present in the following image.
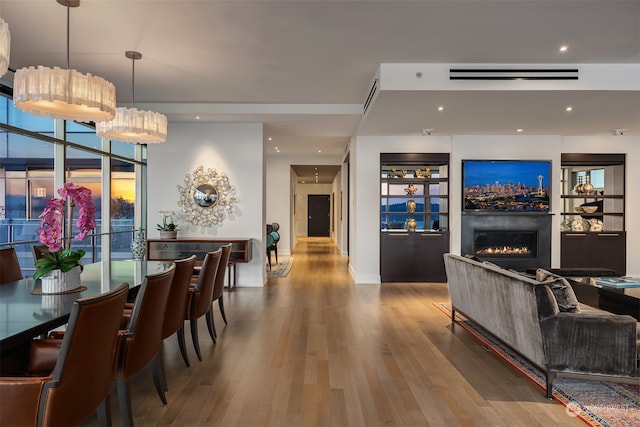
[536,268,581,312]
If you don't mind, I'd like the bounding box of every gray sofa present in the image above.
[443,253,639,398]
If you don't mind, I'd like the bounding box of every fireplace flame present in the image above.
[476,246,530,256]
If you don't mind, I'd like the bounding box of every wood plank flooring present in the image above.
[83,237,583,426]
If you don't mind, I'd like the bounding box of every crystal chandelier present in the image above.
[96,51,167,144]
[13,0,116,122]
[0,17,10,77]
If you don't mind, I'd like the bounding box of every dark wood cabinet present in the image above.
[380,153,449,282]
[561,232,626,276]
[380,231,449,282]
[560,153,626,275]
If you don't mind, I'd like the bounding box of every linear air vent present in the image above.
[450,68,579,80]
[363,78,378,113]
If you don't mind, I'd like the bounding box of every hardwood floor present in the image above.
[85,237,582,426]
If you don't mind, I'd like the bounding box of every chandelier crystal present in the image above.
[96,50,167,144]
[0,17,10,77]
[12,0,116,122]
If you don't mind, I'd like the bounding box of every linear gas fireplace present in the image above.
[461,213,551,271]
[474,231,537,258]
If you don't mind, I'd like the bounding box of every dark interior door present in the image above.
[308,195,330,237]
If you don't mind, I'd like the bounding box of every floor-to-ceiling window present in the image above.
[0,93,147,276]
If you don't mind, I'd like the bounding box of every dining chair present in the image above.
[115,265,175,426]
[149,255,197,404]
[185,249,222,361]
[0,247,23,284]
[32,244,50,262]
[0,283,129,427]
[206,243,232,341]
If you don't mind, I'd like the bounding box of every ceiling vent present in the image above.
[450,68,579,80]
[363,78,378,113]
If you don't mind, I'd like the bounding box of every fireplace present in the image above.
[474,231,537,258]
[461,213,551,271]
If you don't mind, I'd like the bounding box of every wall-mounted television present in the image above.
[462,160,551,212]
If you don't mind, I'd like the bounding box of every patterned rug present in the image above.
[434,303,639,427]
[267,256,293,278]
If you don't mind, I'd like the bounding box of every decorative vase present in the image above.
[131,231,146,260]
[573,176,584,194]
[159,230,178,239]
[405,217,417,232]
[406,199,416,214]
[582,174,594,195]
[40,265,82,294]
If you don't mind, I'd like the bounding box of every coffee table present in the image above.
[566,277,640,321]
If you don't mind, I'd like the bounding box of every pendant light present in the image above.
[96,51,167,144]
[0,16,10,77]
[13,0,116,122]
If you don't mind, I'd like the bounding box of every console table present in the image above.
[146,238,252,289]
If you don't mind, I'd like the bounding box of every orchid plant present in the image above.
[157,210,179,231]
[33,183,97,280]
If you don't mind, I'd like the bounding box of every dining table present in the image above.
[0,260,173,375]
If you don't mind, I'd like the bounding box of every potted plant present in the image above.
[157,210,179,239]
[33,183,96,293]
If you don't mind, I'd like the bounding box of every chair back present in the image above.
[190,249,222,319]
[119,265,175,379]
[162,255,196,340]
[32,244,50,262]
[212,244,232,301]
[38,283,129,426]
[0,247,23,283]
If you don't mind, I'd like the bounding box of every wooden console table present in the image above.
[146,238,252,289]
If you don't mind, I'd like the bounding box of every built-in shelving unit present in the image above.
[380,153,449,282]
[560,153,626,275]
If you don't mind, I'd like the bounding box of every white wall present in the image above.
[147,122,266,287]
[350,134,640,284]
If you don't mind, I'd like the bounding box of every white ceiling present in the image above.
[1,0,639,183]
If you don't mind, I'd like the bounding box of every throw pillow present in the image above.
[536,268,581,312]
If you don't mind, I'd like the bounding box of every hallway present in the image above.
[87,237,581,426]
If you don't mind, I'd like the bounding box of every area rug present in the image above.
[434,303,639,427]
[267,256,293,278]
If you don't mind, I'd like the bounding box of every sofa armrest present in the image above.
[0,376,47,426]
[541,312,638,377]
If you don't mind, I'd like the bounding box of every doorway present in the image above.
[308,194,330,237]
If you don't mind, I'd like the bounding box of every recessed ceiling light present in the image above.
[437,106,444,111]
[268,137,272,141]
[195,116,200,120]
[516,128,524,133]
[318,150,322,153]
[565,106,573,112]
[559,45,568,52]
[275,146,278,149]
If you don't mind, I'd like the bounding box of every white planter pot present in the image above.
[40,265,82,294]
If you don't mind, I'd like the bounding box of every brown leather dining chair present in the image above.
[149,255,197,404]
[206,243,232,341]
[0,247,23,284]
[32,244,50,262]
[185,249,222,361]
[0,283,129,427]
[114,265,175,427]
